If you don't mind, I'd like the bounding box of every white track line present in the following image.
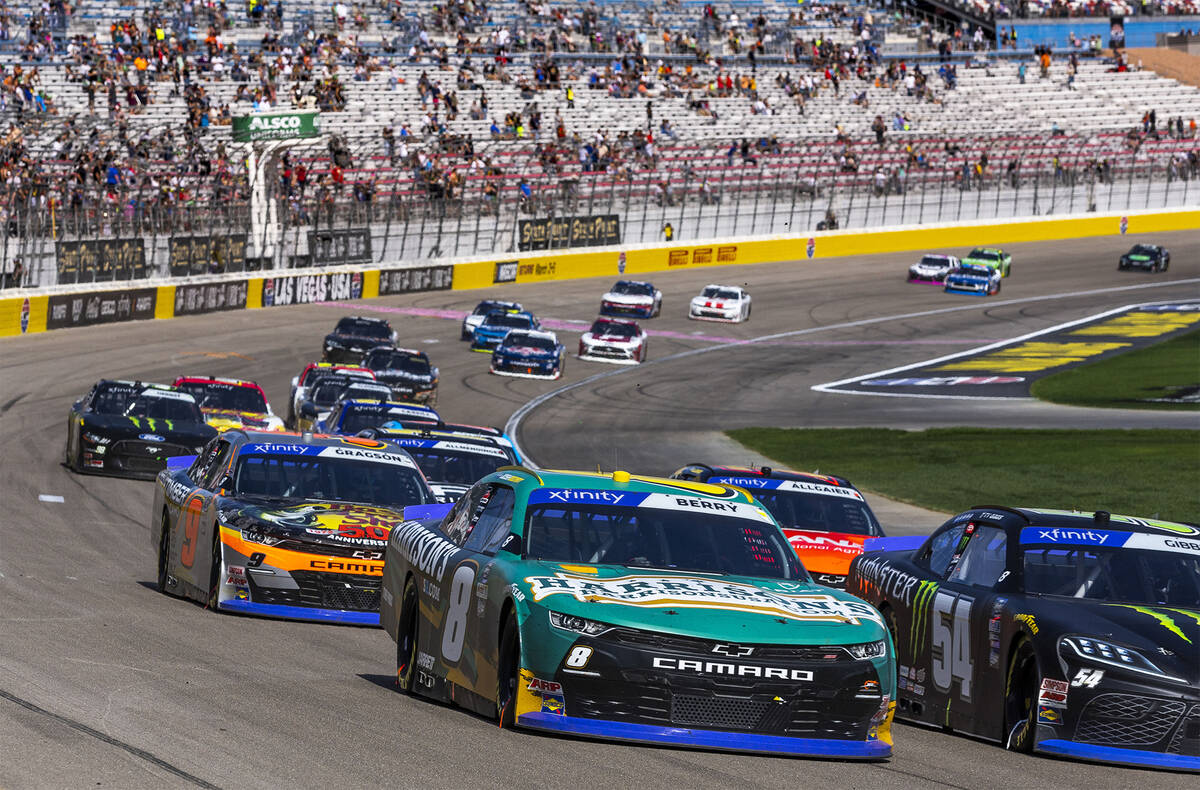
[504,277,1200,465]
[38,494,65,503]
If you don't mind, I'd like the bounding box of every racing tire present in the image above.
[746,304,751,321]
[461,328,471,341]
[396,576,420,694]
[206,526,222,610]
[1004,638,1039,753]
[496,614,520,728]
[156,512,172,594]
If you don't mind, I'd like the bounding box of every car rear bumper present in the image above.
[489,365,561,380]
[517,711,892,759]
[688,309,740,322]
[1037,739,1200,772]
[601,303,654,318]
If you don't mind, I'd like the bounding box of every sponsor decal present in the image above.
[527,677,563,694]
[523,573,884,624]
[853,556,922,606]
[389,521,459,582]
[509,583,526,602]
[1019,527,1131,547]
[541,694,566,715]
[138,433,166,443]
[47,288,156,330]
[862,376,1025,387]
[789,533,865,555]
[692,248,713,265]
[910,581,939,656]
[423,578,441,602]
[712,643,754,657]
[318,445,416,467]
[1071,669,1104,688]
[936,341,1129,374]
[174,280,249,315]
[248,443,319,456]
[163,477,195,505]
[493,260,519,283]
[1013,613,1039,635]
[1119,216,1128,234]
[309,559,383,575]
[226,565,248,587]
[1106,605,1200,643]
[708,477,864,501]
[527,489,771,522]
[668,250,689,267]
[652,656,814,682]
[717,246,737,263]
[417,651,436,670]
[617,251,626,273]
[19,297,29,333]
[806,238,815,259]
[1037,705,1061,724]
[263,271,363,307]
[988,597,1007,668]
[1039,678,1069,708]
[379,265,453,295]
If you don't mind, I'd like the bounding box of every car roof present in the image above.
[175,375,262,389]
[701,464,855,488]
[502,329,558,342]
[477,299,521,307]
[483,310,534,321]
[940,506,1197,537]
[702,284,742,290]
[613,279,654,287]
[223,429,416,455]
[372,428,511,452]
[499,467,760,504]
[335,315,389,326]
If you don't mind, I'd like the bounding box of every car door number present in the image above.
[440,565,475,664]
[931,591,974,701]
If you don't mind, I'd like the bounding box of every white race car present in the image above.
[688,285,752,323]
[578,317,648,364]
[907,254,959,284]
[600,280,662,319]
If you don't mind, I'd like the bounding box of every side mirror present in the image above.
[217,473,235,492]
[300,402,318,419]
[290,376,299,388]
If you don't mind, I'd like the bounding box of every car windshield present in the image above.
[310,380,353,407]
[1129,245,1156,255]
[337,405,427,434]
[1023,546,1200,607]
[175,381,268,413]
[124,393,203,422]
[612,282,653,296]
[969,249,999,260]
[364,349,431,375]
[503,333,556,351]
[484,313,532,329]
[405,447,513,484]
[701,287,741,299]
[956,265,989,276]
[590,320,637,337]
[748,490,883,537]
[232,454,430,507]
[525,501,804,578]
[920,256,950,266]
[335,318,391,338]
[91,384,140,415]
[475,302,516,316]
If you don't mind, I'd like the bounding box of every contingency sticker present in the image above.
[527,489,773,522]
[522,573,885,625]
[709,477,865,501]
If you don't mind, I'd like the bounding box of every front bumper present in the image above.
[470,336,503,353]
[1120,259,1159,270]
[907,271,945,284]
[1037,740,1199,772]
[944,282,991,296]
[219,598,380,625]
[579,343,640,364]
[517,710,892,759]
[490,358,561,379]
[83,439,192,479]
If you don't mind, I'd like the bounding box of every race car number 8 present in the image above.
[565,646,593,668]
[441,565,475,663]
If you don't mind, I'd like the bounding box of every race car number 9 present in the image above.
[180,495,205,569]
[441,565,475,663]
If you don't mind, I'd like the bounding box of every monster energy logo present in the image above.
[1108,605,1200,644]
[909,581,940,657]
[127,417,175,431]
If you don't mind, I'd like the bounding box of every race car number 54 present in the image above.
[932,592,974,701]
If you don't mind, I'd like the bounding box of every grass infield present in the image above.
[1031,328,1200,411]
[727,427,1199,523]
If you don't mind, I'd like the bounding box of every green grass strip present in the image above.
[727,427,1200,523]
[1031,328,1200,410]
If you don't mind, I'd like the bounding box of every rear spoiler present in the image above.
[403,503,454,523]
[863,535,926,553]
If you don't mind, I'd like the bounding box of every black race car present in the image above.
[65,381,217,479]
[151,430,435,624]
[323,316,397,363]
[359,426,517,502]
[293,372,391,433]
[848,507,1199,772]
[361,346,439,406]
[1119,244,1171,272]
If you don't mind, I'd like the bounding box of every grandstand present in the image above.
[0,0,1197,286]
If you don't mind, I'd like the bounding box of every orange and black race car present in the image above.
[173,375,285,432]
[670,463,886,588]
[151,429,436,624]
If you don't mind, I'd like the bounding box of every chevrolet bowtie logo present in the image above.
[712,643,754,657]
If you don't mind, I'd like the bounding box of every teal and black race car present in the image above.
[962,247,1012,278]
[382,468,896,759]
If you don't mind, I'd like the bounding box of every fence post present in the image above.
[937,159,947,222]
[716,168,728,237]
[677,170,690,240]
[767,170,780,234]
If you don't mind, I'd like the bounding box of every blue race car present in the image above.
[490,329,565,380]
[315,398,441,435]
[462,300,523,340]
[469,310,541,352]
[944,262,1001,296]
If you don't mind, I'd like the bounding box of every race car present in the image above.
[378,419,523,464]
[1119,244,1171,273]
[944,262,1002,296]
[670,463,885,588]
[314,397,441,435]
[908,254,959,285]
[462,300,523,341]
[151,430,436,624]
[172,376,285,432]
[490,330,565,380]
[361,347,439,406]
[469,310,542,352]
[578,317,648,365]
[323,316,397,363]
[847,507,1200,772]
[688,285,752,323]
[600,280,662,318]
[358,426,517,502]
[962,248,1012,278]
[65,381,217,479]
[294,375,393,433]
[382,468,896,759]
[287,362,375,429]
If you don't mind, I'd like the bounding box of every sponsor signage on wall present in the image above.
[378,265,454,295]
[169,235,249,276]
[262,272,363,307]
[56,239,148,284]
[174,281,249,316]
[46,288,156,329]
[307,229,372,266]
[232,111,321,142]
[518,215,620,251]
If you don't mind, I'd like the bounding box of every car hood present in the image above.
[515,562,887,645]
[691,296,738,306]
[603,292,653,304]
[582,332,637,344]
[326,332,386,345]
[1125,254,1151,261]
[947,271,990,282]
[497,345,558,358]
[1028,598,1200,686]
[911,263,949,272]
[82,414,215,443]
[201,408,282,431]
[218,500,407,549]
[372,369,435,383]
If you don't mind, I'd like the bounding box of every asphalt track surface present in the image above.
[1,229,1198,789]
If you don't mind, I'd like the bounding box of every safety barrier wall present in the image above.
[2,207,1197,338]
